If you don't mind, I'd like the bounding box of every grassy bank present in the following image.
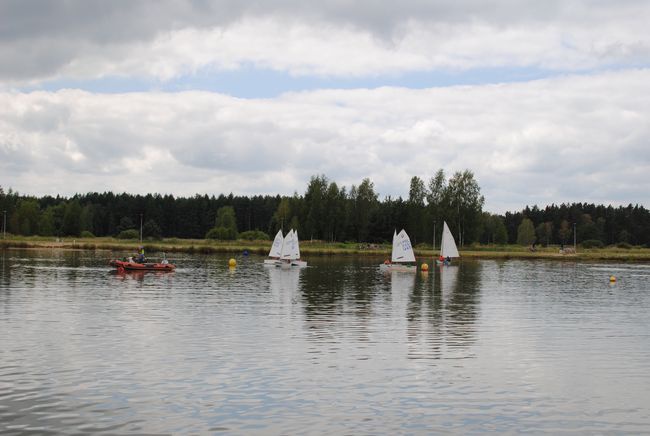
[2,236,650,261]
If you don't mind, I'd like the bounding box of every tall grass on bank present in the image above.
[1,236,650,261]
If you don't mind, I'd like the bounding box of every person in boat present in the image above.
[445,256,451,265]
[135,246,145,263]
[438,255,445,264]
[161,252,169,265]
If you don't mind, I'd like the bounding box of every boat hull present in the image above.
[110,259,175,271]
[379,263,417,272]
[278,260,307,268]
[264,259,281,266]
[291,260,308,267]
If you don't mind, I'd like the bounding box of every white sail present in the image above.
[290,230,307,267]
[440,221,460,258]
[392,229,416,263]
[280,229,297,260]
[292,230,301,260]
[268,229,284,258]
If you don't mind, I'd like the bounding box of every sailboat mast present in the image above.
[432,221,436,253]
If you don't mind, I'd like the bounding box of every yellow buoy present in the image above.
[421,263,429,271]
[229,258,237,267]
[609,275,616,282]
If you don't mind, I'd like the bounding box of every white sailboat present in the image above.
[264,229,284,265]
[279,229,307,268]
[379,229,417,272]
[290,230,307,267]
[437,221,460,265]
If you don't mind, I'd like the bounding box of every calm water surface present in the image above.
[1,249,649,434]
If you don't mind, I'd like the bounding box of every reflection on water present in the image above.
[1,249,650,433]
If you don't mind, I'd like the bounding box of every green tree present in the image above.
[494,217,508,244]
[206,206,238,240]
[481,213,508,245]
[535,221,553,246]
[446,170,484,246]
[578,214,601,242]
[353,178,378,242]
[558,220,571,245]
[117,229,140,239]
[13,199,40,236]
[80,204,95,233]
[116,216,136,233]
[272,197,292,232]
[407,176,426,244]
[323,182,346,242]
[304,174,328,240]
[517,218,536,246]
[143,219,162,239]
[38,207,56,236]
[427,169,446,221]
[618,229,630,243]
[62,200,82,236]
[289,216,300,233]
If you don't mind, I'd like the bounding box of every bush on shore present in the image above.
[116,229,139,239]
[582,239,604,249]
[238,230,270,241]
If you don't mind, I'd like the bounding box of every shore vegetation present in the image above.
[2,235,650,262]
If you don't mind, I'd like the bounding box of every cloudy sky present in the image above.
[1,0,649,213]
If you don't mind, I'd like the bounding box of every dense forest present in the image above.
[2,169,649,247]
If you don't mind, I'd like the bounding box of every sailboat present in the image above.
[264,229,284,265]
[290,230,307,267]
[436,221,460,265]
[379,229,417,272]
[279,229,307,268]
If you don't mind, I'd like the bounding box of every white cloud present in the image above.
[1,2,650,85]
[2,70,649,212]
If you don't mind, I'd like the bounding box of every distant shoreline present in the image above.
[2,237,650,262]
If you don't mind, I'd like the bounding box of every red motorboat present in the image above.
[109,259,175,272]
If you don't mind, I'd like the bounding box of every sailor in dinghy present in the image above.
[436,221,460,265]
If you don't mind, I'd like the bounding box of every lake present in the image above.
[1,249,649,434]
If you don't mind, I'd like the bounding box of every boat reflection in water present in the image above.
[111,268,176,282]
[267,264,301,312]
[401,261,482,360]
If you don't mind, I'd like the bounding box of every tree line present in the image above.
[1,171,649,247]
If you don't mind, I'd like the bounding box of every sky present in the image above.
[1,0,649,213]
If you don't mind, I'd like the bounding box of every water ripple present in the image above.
[1,250,650,433]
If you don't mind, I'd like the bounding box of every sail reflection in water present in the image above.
[267,265,301,313]
[399,262,481,360]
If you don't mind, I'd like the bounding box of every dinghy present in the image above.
[264,229,284,265]
[379,229,417,272]
[279,229,307,268]
[436,221,460,265]
[109,259,175,271]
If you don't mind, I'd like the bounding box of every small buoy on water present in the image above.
[421,263,429,271]
[609,275,616,283]
[229,258,237,267]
